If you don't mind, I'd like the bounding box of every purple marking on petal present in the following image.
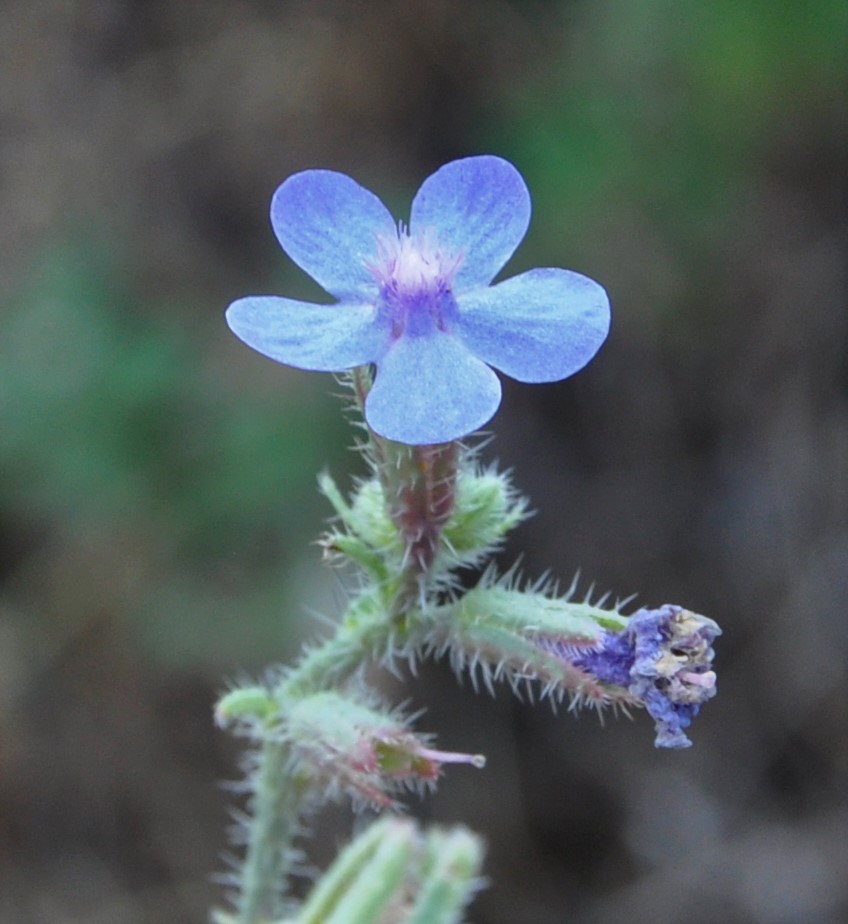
[410,156,531,292]
[456,268,611,382]
[271,170,396,300]
[365,333,501,445]
[226,296,386,372]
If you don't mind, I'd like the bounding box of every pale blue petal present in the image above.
[226,296,386,371]
[365,334,502,445]
[271,170,397,300]
[455,268,610,382]
[410,156,531,291]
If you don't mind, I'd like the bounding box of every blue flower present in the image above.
[226,156,610,445]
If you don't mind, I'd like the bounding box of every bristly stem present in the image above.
[387,441,459,574]
[232,594,406,922]
[229,375,460,921]
[229,461,459,921]
[235,738,301,924]
[351,365,459,613]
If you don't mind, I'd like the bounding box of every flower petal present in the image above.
[271,170,397,300]
[455,268,610,382]
[410,156,531,291]
[226,296,386,371]
[365,334,501,445]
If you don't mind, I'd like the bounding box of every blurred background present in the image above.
[1,1,845,921]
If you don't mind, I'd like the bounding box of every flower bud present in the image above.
[285,690,484,808]
[318,460,530,600]
[214,686,276,728]
[293,816,485,924]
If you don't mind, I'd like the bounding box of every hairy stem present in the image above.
[350,365,459,613]
[235,739,302,924]
[231,375,461,920]
[233,595,399,922]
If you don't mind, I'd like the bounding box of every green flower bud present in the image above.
[215,686,276,727]
[284,690,484,809]
[292,817,485,924]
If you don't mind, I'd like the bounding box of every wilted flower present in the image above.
[545,604,720,748]
[226,156,610,444]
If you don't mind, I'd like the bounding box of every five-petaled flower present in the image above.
[226,155,610,445]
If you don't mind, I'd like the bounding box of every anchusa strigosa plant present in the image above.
[216,155,720,924]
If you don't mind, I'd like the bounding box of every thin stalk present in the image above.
[235,739,302,924]
[351,367,458,611]
[232,371,461,921]
[233,596,396,922]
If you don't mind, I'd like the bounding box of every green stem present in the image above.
[231,372,462,921]
[235,738,302,924]
[351,368,459,556]
[234,595,397,922]
[278,597,389,698]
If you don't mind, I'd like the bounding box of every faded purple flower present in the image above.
[226,156,610,445]
[549,605,720,748]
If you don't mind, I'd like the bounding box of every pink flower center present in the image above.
[366,226,463,339]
